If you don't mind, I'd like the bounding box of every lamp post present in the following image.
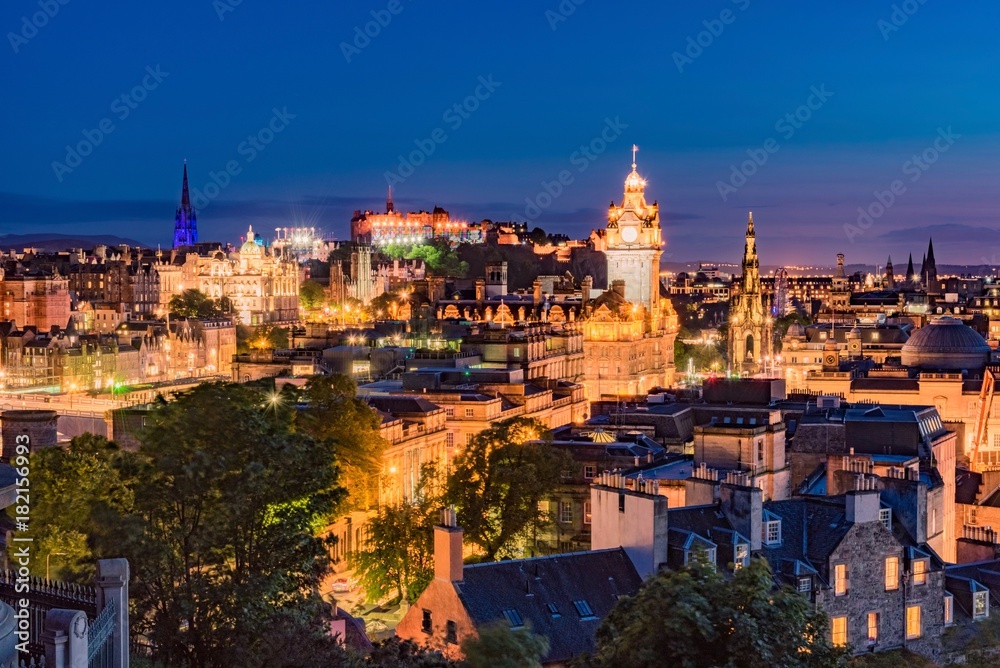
[46,551,67,580]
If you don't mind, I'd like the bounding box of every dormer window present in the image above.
[798,577,812,593]
[912,558,927,586]
[762,511,782,546]
[974,591,989,620]
[734,544,749,570]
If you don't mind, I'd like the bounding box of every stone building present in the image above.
[396,509,642,666]
[590,473,948,660]
[0,270,71,332]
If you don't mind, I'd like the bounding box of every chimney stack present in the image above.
[434,508,464,583]
[845,475,881,524]
[720,476,763,550]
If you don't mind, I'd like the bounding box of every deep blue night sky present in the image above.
[3,0,999,266]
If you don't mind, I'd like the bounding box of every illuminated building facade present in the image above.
[728,213,773,374]
[581,150,678,400]
[351,189,484,246]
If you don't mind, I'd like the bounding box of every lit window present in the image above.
[945,595,954,626]
[734,544,749,570]
[912,559,926,586]
[867,612,879,645]
[583,501,592,525]
[832,616,847,646]
[885,557,899,591]
[834,564,848,596]
[906,605,921,639]
[974,592,989,620]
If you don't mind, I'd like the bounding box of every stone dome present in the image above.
[900,316,990,371]
[786,322,806,338]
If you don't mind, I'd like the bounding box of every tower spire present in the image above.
[632,144,638,170]
[181,160,191,210]
[173,161,198,249]
[387,185,394,213]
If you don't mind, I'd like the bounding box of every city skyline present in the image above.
[4,1,1000,265]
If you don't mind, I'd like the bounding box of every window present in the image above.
[560,501,573,523]
[879,507,892,531]
[945,594,954,625]
[618,493,625,513]
[445,407,454,418]
[502,609,523,628]
[734,544,749,570]
[583,465,595,479]
[446,432,455,448]
[912,559,926,586]
[584,501,592,525]
[421,609,432,634]
[756,440,764,462]
[906,605,921,639]
[465,408,474,418]
[763,520,781,546]
[547,603,560,617]
[974,591,989,620]
[834,564,848,596]
[885,557,899,591]
[445,620,458,644]
[867,612,879,645]
[573,600,595,618]
[798,577,812,593]
[831,616,847,646]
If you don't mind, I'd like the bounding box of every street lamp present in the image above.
[46,552,67,580]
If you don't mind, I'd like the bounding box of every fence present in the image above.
[0,559,128,668]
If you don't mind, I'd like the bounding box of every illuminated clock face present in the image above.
[825,355,836,365]
[620,226,638,243]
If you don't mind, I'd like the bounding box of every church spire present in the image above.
[173,161,198,249]
[181,160,191,210]
[387,185,394,213]
[906,253,915,282]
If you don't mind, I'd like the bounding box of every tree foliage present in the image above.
[582,558,848,668]
[297,375,387,511]
[382,240,469,278]
[237,322,290,353]
[350,466,442,604]
[462,622,550,668]
[168,288,234,319]
[25,434,134,582]
[299,279,327,311]
[446,418,570,561]
[97,382,345,667]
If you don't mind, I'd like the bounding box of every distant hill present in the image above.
[0,233,147,251]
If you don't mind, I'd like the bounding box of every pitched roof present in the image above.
[457,548,642,664]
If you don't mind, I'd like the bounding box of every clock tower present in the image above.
[605,146,662,317]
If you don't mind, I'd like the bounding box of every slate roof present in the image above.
[955,468,982,505]
[366,396,442,415]
[456,548,642,664]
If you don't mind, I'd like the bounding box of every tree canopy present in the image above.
[167,288,234,319]
[97,382,345,667]
[446,418,570,561]
[582,558,847,668]
[299,279,327,311]
[462,622,550,668]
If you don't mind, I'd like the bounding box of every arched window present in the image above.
[745,334,755,361]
